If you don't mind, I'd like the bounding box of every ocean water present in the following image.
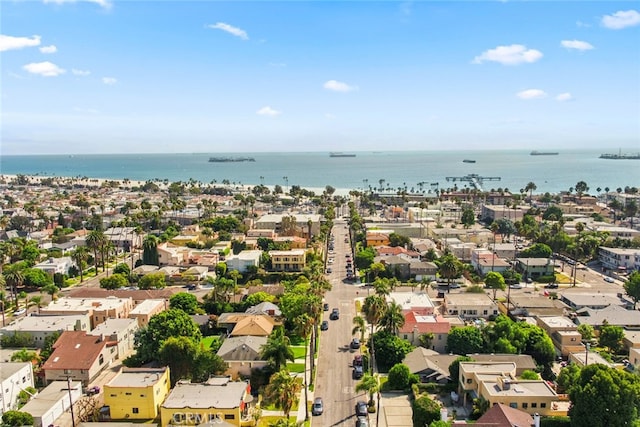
[0,149,638,195]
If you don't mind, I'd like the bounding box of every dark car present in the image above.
[350,338,361,349]
[86,386,100,396]
[355,401,368,417]
[330,308,340,320]
[353,365,364,379]
[321,320,329,331]
[545,283,559,289]
[323,303,329,311]
[312,397,324,415]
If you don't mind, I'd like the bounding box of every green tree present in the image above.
[71,246,89,283]
[86,229,107,271]
[525,181,537,206]
[446,326,484,354]
[352,315,366,342]
[519,243,553,258]
[138,272,166,289]
[130,309,202,365]
[624,271,640,309]
[389,232,411,248]
[99,273,129,290]
[371,330,414,372]
[448,356,473,384]
[484,271,506,300]
[568,364,640,427]
[113,262,131,276]
[599,324,624,353]
[577,324,594,341]
[264,369,301,420]
[542,206,563,221]
[461,207,475,228]
[260,327,295,372]
[142,234,159,266]
[2,411,33,427]
[10,348,40,364]
[169,292,201,314]
[520,370,540,380]
[412,395,441,427]
[355,373,379,406]
[378,301,405,336]
[387,363,418,390]
[22,268,53,288]
[159,336,199,385]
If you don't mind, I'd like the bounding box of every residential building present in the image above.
[481,205,524,223]
[269,249,306,272]
[159,377,251,427]
[403,348,459,384]
[245,302,282,317]
[409,261,438,281]
[505,296,568,318]
[536,316,583,357]
[599,247,640,273]
[104,227,143,252]
[42,331,118,385]
[216,336,268,379]
[20,380,83,427]
[398,313,451,352]
[273,235,307,249]
[183,266,210,281]
[471,403,536,427]
[0,362,34,416]
[129,299,167,327]
[366,230,391,247]
[253,213,322,238]
[87,318,139,359]
[560,292,626,310]
[104,367,171,420]
[229,316,275,337]
[225,250,262,273]
[467,354,537,376]
[574,305,640,328]
[33,257,76,276]
[515,258,555,280]
[67,288,176,307]
[217,314,280,336]
[443,293,499,319]
[40,296,134,329]
[388,291,435,316]
[0,314,90,348]
[472,249,512,276]
[593,225,640,241]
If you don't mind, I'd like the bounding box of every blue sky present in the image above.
[1,0,639,154]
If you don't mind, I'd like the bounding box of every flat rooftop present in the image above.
[107,368,168,388]
[389,291,434,310]
[483,380,557,398]
[130,299,166,314]
[0,314,89,332]
[162,379,248,409]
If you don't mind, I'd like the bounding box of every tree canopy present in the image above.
[169,292,201,314]
[446,326,484,355]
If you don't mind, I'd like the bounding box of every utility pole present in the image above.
[67,376,76,427]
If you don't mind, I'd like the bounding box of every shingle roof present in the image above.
[475,403,534,427]
[42,331,108,370]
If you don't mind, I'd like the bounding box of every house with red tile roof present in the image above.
[42,330,118,386]
[397,312,452,352]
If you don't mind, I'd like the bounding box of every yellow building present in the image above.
[104,367,171,420]
[160,377,251,427]
[268,249,306,272]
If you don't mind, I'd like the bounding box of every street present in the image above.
[313,219,365,426]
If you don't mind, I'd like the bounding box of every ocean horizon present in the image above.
[1,149,639,196]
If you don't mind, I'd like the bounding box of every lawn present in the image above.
[257,416,296,427]
[288,363,305,373]
[200,336,219,349]
[291,346,306,359]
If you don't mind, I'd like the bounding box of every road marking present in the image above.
[343,386,354,394]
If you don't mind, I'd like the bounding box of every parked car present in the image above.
[355,416,369,427]
[353,365,364,379]
[323,303,330,311]
[330,308,340,320]
[353,354,363,366]
[312,397,324,415]
[326,268,332,274]
[604,276,615,283]
[13,308,26,316]
[545,283,559,289]
[510,283,523,289]
[355,401,368,417]
[86,386,100,396]
[350,338,361,349]
[321,320,329,331]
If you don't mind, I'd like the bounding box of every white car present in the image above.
[604,276,615,283]
[13,308,27,316]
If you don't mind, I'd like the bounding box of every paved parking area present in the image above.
[378,392,413,427]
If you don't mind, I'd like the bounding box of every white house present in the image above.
[225,250,262,273]
[33,257,76,276]
[87,318,139,359]
[0,362,34,416]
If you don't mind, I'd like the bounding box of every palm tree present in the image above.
[142,234,159,266]
[355,373,380,407]
[42,284,60,301]
[264,369,301,420]
[362,295,387,373]
[293,314,313,421]
[29,296,43,314]
[86,229,106,272]
[260,327,295,372]
[438,254,460,289]
[71,247,89,283]
[4,269,24,307]
[419,332,435,349]
[352,315,366,341]
[378,301,405,336]
[524,182,537,206]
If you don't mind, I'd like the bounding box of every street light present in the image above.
[584,342,590,366]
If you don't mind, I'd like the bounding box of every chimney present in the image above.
[533,413,540,427]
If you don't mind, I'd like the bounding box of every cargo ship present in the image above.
[463,159,476,163]
[329,152,356,158]
[599,150,640,160]
[530,151,559,156]
[208,157,256,162]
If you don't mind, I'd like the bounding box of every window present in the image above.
[438,335,442,340]
[483,310,488,315]
[125,392,132,396]
[541,403,547,408]
[110,394,117,397]
[64,369,72,374]
[140,394,145,397]
[509,403,517,408]
[22,377,26,383]
[466,378,472,384]
[522,403,528,409]
[99,355,104,365]
[132,408,139,414]
[531,403,537,408]
[224,414,234,420]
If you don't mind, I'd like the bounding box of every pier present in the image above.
[445,174,501,191]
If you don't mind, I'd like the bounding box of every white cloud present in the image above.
[208,22,248,40]
[324,113,336,119]
[561,40,594,51]
[23,61,66,77]
[516,89,547,100]
[102,77,117,85]
[556,93,573,102]
[72,68,91,76]
[602,10,640,29]
[43,0,112,9]
[257,106,281,116]
[472,44,543,65]
[39,45,57,54]
[0,34,41,52]
[323,80,357,92]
